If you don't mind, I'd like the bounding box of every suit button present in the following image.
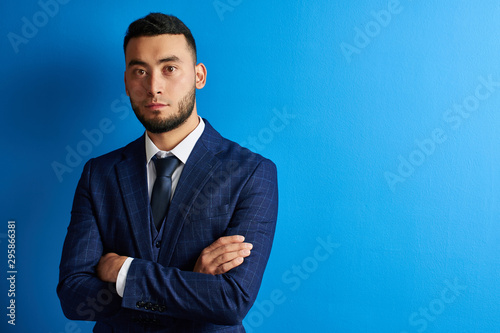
[152,304,159,311]
[155,241,161,248]
[145,302,153,310]
[136,301,144,308]
[159,305,166,312]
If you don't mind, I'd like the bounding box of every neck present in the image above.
[147,108,200,151]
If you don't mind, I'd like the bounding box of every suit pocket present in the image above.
[187,203,230,221]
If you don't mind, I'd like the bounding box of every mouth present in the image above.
[145,103,169,111]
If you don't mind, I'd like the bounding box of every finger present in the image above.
[197,245,251,273]
[197,245,247,269]
[214,248,251,266]
[214,235,245,246]
[207,242,253,259]
[202,235,245,254]
[101,252,118,260]
[216,257,245,275]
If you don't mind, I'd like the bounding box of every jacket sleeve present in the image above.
[57,159,123,321]
[120,159,279,325]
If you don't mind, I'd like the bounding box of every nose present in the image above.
[146,71,163,97]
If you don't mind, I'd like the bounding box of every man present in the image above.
[57,13,278,332]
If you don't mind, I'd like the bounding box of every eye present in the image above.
[134,69,147,76]
[164,66,176,73]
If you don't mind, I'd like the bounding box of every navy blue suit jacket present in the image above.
[57,120,278,332]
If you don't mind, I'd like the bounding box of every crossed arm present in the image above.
[58,158,278,325]
[96,235,253,283]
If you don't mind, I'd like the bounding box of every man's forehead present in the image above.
[125,34,191,61]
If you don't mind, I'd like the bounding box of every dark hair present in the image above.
[123,13,197,63]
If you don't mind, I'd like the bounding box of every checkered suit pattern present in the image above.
[57,120,278,332]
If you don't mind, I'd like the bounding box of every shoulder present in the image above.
[84,135,144,171]
[201,119,275,170]
[199,120,277,186]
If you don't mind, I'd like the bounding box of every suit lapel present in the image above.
[115,135,154,260]
[159,122,222,264]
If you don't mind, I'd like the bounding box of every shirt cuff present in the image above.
[116,257,134,297]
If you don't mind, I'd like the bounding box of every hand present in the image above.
[96,253,128,283]
[193,235,253,275]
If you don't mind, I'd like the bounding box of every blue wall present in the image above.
[1,1,499,332]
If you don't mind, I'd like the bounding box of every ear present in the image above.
[124,71,129,96]
[195,63,207,89]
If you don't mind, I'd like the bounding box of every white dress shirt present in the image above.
[115,117,205,297]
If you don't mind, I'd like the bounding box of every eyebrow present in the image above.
[127,56,182,68]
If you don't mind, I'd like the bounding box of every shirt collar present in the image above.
[145,116,205,164]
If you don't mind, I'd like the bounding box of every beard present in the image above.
[131,85,196,134]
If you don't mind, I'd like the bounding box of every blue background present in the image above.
[1,0,499,332]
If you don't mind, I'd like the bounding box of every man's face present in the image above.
[124,34,202,134]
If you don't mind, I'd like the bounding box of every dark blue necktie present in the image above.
[151,155,180,230]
